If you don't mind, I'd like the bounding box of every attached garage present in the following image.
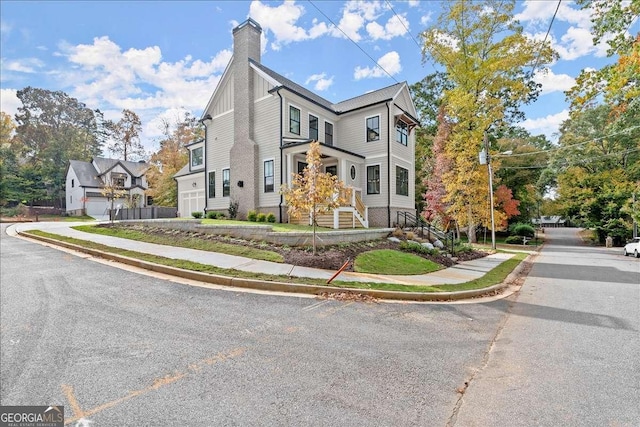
[179,189,205,218]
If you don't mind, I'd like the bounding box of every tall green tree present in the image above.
[420,0,555,241]
[13,87,104,206]
[106,109,144,161]
[146,112,203,206]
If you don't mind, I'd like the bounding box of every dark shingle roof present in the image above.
[93,157,149,177]
[69,160,103,188]
[250,59,406,114]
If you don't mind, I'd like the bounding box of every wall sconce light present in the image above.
[237,180,244,188]
[192,182,197,188]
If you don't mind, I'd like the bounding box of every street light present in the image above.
[479,133,512,250]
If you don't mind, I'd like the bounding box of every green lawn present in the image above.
[23,229,526,294]
[354,249,442,275]
[72,224,284,263]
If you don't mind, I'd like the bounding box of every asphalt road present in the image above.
[1,224,637,426]
[454,228,639,426]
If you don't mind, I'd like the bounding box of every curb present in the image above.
[17,230,524,302]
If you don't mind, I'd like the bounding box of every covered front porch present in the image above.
[281,139,368,229]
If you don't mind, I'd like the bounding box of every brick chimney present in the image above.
[230,18,261,219]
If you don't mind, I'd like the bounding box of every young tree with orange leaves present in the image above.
[281,141,350,254]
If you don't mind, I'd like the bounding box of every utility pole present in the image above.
[485,132,496,250]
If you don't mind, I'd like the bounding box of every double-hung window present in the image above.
[208,171,215,198]
[191,147,203,167]
[325,122,333,146]
[367,165,380,195]
[309,115,318,141]
[264,160,274,193]
[395,166,409,196]
[366,116,380,142]
[289,106,300,135]
[396,120,408,146]
[222,168,230,197]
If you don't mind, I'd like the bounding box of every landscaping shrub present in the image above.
[505,235,525,244]
[399,240,440,256]
[206,211,217,219]
[266,213,276,223]
[192,211,203,219]
[509,222,535,238]
[392,227,404,238]
[228,200,239,219]
[256,213,267,222]
[247,210,258,222]
[454,241,473,253]
[405,231,415,240]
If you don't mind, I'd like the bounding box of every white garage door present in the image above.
[180,190,204,218]
[86,198,108,216]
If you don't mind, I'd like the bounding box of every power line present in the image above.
[531,0,561,75]
[502,147,640,169]
[498,125,640,158]
[307,0,400,83]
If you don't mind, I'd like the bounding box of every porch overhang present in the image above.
[281,139,366,164]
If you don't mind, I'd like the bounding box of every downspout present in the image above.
[200,114,212,214]
[276,88,284,223]
[386,102,391,228]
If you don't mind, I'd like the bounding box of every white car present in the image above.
[623,237,640,258]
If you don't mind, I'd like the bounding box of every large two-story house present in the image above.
[66,157,150,217]
[175,18,419,228]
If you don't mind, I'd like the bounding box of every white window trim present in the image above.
[288,103,302,135]
[222,167,231,198]
[308,113,319,141]
[365,114,381,143]
[324,119,335,145]
[208,170,216,199]
[395,164,410,197]
[263,158,275,193]
[366,162,382,195]
[191,146,204,168]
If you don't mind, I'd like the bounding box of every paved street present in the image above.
[455,228,639,426]
[1,224,638,426]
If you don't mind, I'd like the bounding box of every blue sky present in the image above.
[1,1,629,155]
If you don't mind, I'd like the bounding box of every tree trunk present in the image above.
[467,205,477,243]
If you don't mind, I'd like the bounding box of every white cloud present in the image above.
[520,109,569,142]
[0,88,20,116]
[248,0,330,50]
[534,68,575,95]
[420,12,433,26]
[354,51,401,80]
[407,0,420,7]
[1,20,12,35]
[305,73,334,91]
[58,36,230,111]
[1,58,44,73]
[515,1,591,29]
[366,13,409,40]
[329,0,384,42]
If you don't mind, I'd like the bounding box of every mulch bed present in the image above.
[100,223,488,272]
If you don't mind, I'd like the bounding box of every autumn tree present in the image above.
[420,0,555,242]
[106,109,144,161]
[281,141,350,254]
[146,112,204,206]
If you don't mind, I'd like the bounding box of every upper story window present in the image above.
[395,166,409,196]
[264,160,274,193]
[111,172,126,188]
[366,116,380,142]
[191,146,204,168]
[289,106,300,135]
[309,115,318,141]
[396,120,408,146]
[71,179,75,188]
[222,169,230,197]
[325,122,333,146]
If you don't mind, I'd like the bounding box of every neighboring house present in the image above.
[176,18,419,228]
[66,157,150,217]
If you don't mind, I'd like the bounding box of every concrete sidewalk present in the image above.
[9,221,521,287]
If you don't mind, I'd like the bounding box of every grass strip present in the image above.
[201,218,335,233]
[23,230,524,294]
[354,249,442,274]
[73,224,283,263]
